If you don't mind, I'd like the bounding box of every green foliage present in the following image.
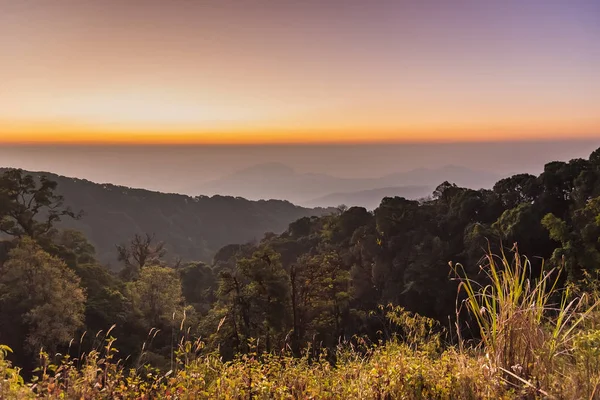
[0,346,32,399]
[178,261,216,313]
[453,247,599,396]
[205,248,291,355]
[0,169,80,240]
[0,238,86,358]
[289,250,352,352]
[543,197,600,280]
[384,305,442,352]
[127,265,184,330]
[117,233,168,280]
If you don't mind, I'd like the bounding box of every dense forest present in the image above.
[2,149,600,397]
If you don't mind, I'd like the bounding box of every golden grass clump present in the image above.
[452,246,600,398]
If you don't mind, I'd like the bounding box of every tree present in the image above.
[538,159,589,218]
[0,237,86,361]
[207,248,290,355]
[288,216,312,238]
[178,261,216,313]
[493,174,540,209]
[290,250,351,350]
[51,229,97,268]
[542,197,600,281]
[492,203,554,263]
[44,229,128,343]
[126,265,183,330]
[117,233,167,280]
[0,169,80,240]
[348,225,379,311]
[75,262,128,333]
[237,249,290,352]
[432,181,459,204]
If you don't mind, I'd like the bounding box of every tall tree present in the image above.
[290,250,351,349]
[207,248,290,355]
[0,169,79,240]
[126,265,183,330]
[0,237,86,363]
[543,197,600,281]
[117,233,167,280]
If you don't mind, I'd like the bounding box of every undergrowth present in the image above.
[1,248,599,399]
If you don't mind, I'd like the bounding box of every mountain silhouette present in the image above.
[303,185,434,210]
[196,163,502,205]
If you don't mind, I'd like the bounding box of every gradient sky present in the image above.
[1,0,599,144]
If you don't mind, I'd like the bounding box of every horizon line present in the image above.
[2,132,600,147]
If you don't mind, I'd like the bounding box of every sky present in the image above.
[1,0,599,144]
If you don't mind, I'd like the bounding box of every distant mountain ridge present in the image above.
[1,168,332,266]
[196,163,502,206]
[304,185,434,210]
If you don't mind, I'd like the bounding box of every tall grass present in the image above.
[452,246,600,398]
[1,335,503,399]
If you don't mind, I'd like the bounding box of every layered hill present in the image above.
[196,163,501,205]
[1,169,331,267]
[303,185,433,209]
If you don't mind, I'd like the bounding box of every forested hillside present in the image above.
[202,147,600,352]
[0,169,331,266]
[2,149,600,397]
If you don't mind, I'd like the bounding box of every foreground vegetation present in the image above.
[2,250,600,399]
[0,340,501,399]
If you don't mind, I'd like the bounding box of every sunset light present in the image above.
[2,0,598,145]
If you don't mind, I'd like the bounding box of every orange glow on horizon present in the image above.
[2,1,599,146]
[3,121,599,146]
